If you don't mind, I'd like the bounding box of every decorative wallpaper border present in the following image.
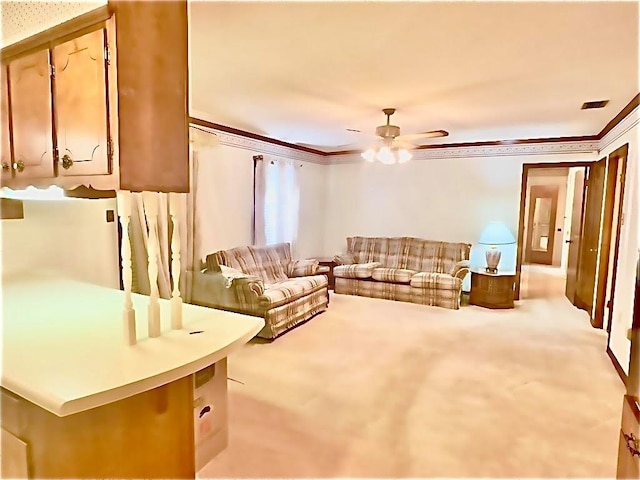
[324,141,601,165]
[197,106,640,165]
[202,125,603,165]
[215,130,325,165]
[599,106,639,152]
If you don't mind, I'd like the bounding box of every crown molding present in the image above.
[325,140,601,165]
[599,105,639,152]
[190,93,639,165]
[192,125,325,164]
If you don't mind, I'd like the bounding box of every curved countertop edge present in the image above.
[3,321,264,417]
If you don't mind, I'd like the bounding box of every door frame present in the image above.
[525,184,559,265]
[604,145,629,383]
[515,161,593,300]
[596,145,628,330]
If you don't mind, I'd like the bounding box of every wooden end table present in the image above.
[469,269,516,309]
[311,257,336,290]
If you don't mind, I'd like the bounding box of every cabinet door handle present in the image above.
[1,162,10,172]
[60,154,73,170]
[12,160,24,173]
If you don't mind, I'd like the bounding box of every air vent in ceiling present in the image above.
[581,100,609,110]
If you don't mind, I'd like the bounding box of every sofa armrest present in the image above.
[288,259,320,277]
[191,270,264,313]
[334,252,356,265]
[450,260,470,280]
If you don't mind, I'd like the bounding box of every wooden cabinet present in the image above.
[470,270,516,309]
[7,49,54,180]
[3,26,111,185]
[53,27,111,177]
[1,3,189,193]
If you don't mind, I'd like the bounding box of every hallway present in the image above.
[520,263,567,299]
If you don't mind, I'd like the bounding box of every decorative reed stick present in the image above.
[142,191,161,338]
[116,190,136,345]
[169,193,183,329]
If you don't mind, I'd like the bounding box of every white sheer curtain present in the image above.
[254,157,300,252]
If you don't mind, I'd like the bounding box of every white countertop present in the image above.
[1,272,264,417]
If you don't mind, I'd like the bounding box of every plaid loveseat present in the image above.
[191,243,329,339]
[333,236,471,309]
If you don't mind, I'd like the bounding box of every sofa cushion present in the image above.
[259,275,328,309]
[207,243,291,284]
[410,272,461,290]
[347,236,404,268]
[371,267,417,284]
[333,262,382,279]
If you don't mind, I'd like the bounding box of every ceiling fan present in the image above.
[349,108,448,164]
[348,108,448,148]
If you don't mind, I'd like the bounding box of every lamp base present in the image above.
[485,249,502,274]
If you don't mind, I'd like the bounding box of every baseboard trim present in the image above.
[607,345,628,385]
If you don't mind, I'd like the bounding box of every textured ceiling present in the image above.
[189,1,639,150]
[1,1,106,47]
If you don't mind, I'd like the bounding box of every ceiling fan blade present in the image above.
[397,130,449,142]
[346,128,380,140]
[393,140,417,150]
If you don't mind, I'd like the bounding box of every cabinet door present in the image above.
[1,65,13,184]
[53,28,111,177]
[8,50,54,179]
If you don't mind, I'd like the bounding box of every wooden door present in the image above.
[574,158,607,314]
[566,168,586,302]
[616,253,639,479]
[53,27,111,177]
[525,185,559,265]
[8,49,54,179]
[1,64,13,184]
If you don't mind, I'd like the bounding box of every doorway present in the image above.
[520,167,573,299]
[515,146,628,331]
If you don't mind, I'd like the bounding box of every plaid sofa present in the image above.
[191,243,329,339]
[333,236,471,309]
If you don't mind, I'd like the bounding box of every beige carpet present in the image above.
[198,293,624,478]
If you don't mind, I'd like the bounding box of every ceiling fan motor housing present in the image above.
[376,124,401,139]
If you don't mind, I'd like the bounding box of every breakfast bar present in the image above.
[1,272,264,479]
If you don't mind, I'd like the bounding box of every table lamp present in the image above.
[478,222,516,273]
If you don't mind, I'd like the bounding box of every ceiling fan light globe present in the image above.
[398,149,412,163]
[377,146,394,164]
[362,149,376,162]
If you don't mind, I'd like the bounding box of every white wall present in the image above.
[323,152,597,257]
[1,198,120,288]
[599,116,639,375]
[193,143,327,266]
[523,168,569,267]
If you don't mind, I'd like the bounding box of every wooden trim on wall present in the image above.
[514,161,594,300]
[0,5,111,61]
[607,345,628,385]
[598,94,640,139]
[188,91,638,157]
[189,117,326,156]
[189,92,639,158]
[605,144,629,334]
[326,135,601,156]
